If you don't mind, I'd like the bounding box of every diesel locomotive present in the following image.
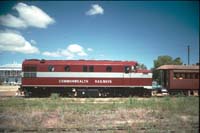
[19,59,152,97]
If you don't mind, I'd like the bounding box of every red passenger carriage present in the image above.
[157,65,199,96]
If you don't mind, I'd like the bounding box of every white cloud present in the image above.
[0,14,26,28]
[42,44,88,59]
[42,51,61,57]
[67,44,87,56]
[60,49,74,59]
[86,4,104,16]
[87,48,93,52]
[0,30,40,54]
[0,2,55,29]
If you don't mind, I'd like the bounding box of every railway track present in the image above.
[1,126,197,133]
[0,127,128,132]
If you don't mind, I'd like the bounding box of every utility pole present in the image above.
[187,45,190,65]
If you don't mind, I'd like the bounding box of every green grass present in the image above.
[0,96,199,132]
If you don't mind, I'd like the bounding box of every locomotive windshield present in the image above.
[23,66,37,72]
[23,66,37,78]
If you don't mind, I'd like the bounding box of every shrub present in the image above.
[50,93,60,100]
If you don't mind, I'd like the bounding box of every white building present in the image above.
[0,62,22,85]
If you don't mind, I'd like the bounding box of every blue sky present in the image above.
[0,1,199,69]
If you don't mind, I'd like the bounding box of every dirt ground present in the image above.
[0,85,19,97]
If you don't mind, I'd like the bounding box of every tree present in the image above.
[152,55,183,84]
[173,57,183,65]
[138,63,147,70]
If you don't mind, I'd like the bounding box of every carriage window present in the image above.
[174,73,183,79]
[195,73,199,79]
[48,65,55,72]
[180,73,185,79]
[124,66,130,73]
[185,73,189,79]
[174,72,198,79]
[106,66,112,72]
[64,65,70,72]
[89,66,94,72]
[174,73,179,79]
[83,66,87,72]
[190,73,194,79]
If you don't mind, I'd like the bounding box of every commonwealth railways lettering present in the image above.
[58,79,112,84]
[95,80,112,84]
[59,79,89,84]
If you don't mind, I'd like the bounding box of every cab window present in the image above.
[64,65,70,72]
[48,65,55,72]
[83,66,87,72]
[106,66,112,72]
[124,66,130,73]
[89,66,94,72]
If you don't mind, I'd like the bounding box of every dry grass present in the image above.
[0,96,199,132]
[0,85,19,91]
[0,85,19,97]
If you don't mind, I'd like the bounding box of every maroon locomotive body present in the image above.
[21,59,152,96]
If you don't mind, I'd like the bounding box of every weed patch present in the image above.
[0,97,198,132]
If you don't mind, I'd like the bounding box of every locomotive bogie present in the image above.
[21,86,152,97]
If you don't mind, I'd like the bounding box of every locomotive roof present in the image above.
[23,59,138,66]
[157,65,199,70]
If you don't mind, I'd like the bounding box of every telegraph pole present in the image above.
[187,45,190,65]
